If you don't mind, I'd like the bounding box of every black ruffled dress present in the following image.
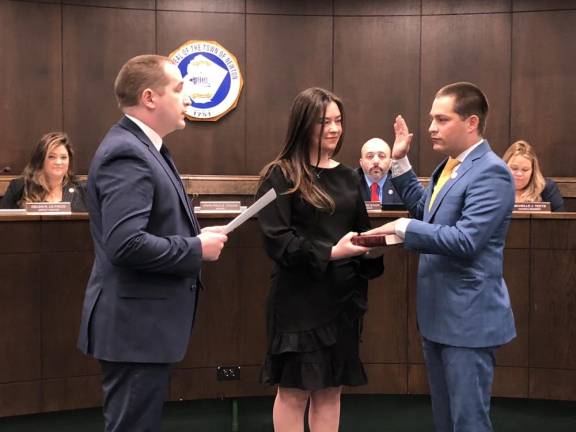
[256,164,384,390]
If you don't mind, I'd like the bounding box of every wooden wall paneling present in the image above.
[530,249,576,369]
[0,381,43,417]
[157,11,246,175]
[62,4,156,174]
[360,246,408,364]
[158,0,245,12]
[344,364,407,394]
[246,0,332,15]
[42,375,103,412]
[407,251,422,363]
[0,254,42,383]
[407,363,429,394]
[505,216,530,249]
[513,0,576,11]
[497,249,529,367]
[237,245,270,365]
[333,16,421,169]
[422,0,512,15]
[529,368,576,401]
[530,217,576,249]
[511,10,576,177]
[334,0,420,16]
[63,0,155,8]
[41,251,97,379]
[492,366,528,398]
[0,1,62,174]
[420,13,512,174]
[181,224,242,368]
[245,14,333,173]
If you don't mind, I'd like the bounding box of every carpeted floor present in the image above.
[1,394,575,431]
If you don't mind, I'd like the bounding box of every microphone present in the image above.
[0,166,11,173]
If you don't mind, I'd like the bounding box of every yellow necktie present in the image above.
[429,158,460,209]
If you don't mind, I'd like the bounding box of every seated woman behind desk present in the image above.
[502,140,565,212]
[0,132,86,212]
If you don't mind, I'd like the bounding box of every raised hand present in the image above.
[392,115,414,159]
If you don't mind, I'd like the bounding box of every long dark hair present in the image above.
[259,87,344,212]
[20,132,76,205]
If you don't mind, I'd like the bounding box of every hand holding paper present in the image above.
[222,188,277,234]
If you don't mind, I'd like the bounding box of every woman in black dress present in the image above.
[256,88,384,432]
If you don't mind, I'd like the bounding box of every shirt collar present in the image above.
[125,114,163,152]
[454,138,484,164]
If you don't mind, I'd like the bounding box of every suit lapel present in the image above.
[118,116,199,234]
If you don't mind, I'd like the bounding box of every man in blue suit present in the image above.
[367,82,516,431]
[77,54,228,432]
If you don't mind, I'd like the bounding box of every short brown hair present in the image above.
[436,82,489,135]
[114,54,172,108]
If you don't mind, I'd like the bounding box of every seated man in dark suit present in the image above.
[357,137,403,207]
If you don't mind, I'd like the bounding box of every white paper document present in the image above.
[223,188,277,234]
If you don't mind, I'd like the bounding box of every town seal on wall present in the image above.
[169,40,243,121]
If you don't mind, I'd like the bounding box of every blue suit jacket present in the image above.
[77,116,203,363]
[392,141,516,348]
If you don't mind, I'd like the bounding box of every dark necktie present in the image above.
[370,183,380,202]
[160,145,201,234]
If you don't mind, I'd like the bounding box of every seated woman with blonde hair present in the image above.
[0,131,86,211]
[502,140,565,212]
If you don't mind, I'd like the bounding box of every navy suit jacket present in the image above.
[78,116,202,363]
[356,167,404,206]
[392,141,516,348]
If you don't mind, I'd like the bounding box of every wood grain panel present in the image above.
[407,252,423,363]
[42,251,98,378]
[0,1,62,175]
[0,254,42,383]
[246,0,332,15]
[530,249,576,369]
[334,0,420,15]
[513,0,576,11]
[344,364,407,394]
[42,375,103,412]
[157,11,246,175]
[422,0,512,14]
[62,4,156,173]
[511,10,576,176]
[158,0,244,12]
[505,218,530,249]
[238,246,270,365]
[0,381,42,417]
[529,368,576,401]
[63,0,155,8]
[334,16,421,170]
[181,244,242,367]
[245,14,332,173]
[497,249,529,367]
[530,219,576,249]
[360,246,408,363]
[492,366,528,398]
[420,13,511,174]
[408,363,429,394]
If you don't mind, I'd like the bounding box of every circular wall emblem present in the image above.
[169,40,243,122]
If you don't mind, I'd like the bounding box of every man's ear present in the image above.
[141,88,155,109]
[466,114,480,132]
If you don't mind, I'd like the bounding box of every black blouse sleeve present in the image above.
[542,178,565,212]
[353,176,385,280]
[0,178,25,209]
[256,167,332,275]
